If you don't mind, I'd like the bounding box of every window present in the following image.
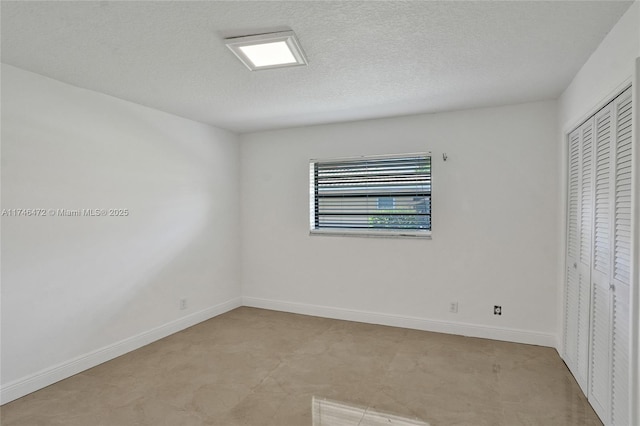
[309,153,432,238]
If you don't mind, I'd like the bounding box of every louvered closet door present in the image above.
[576,119,594,391]
[566,86,634,426]
[589,103,613,421]
[564,128,581,371]
[611,290,629,426]
[610,88,632,426]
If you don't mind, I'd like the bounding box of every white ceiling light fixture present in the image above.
[224,30,308,71]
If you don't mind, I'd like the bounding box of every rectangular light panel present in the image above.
[225,31,307,71]
[238,41,297,68]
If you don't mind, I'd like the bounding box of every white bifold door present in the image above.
[564,114,593,391]
[564,87,633,426]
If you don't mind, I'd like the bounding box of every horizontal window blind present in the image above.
[310,153,431,236]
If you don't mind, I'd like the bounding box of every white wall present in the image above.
[241,100,559,345]
[0,64,241,402]
[559,1,639,130]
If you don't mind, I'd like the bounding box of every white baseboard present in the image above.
[243,296,557,347]
[2,295,557,405]
[0,297,242,405]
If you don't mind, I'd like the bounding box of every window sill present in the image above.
[309,229,432,239]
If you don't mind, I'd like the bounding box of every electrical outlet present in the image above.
[494,305,502,315]
[449,302,458,313]
[179,298,188,310]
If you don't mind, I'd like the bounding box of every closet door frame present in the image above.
[562,79,636,426]
[562,76,631,364]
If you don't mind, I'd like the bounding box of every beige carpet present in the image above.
[1,307,602,425]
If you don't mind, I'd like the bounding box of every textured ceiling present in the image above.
[1,1,633,133]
